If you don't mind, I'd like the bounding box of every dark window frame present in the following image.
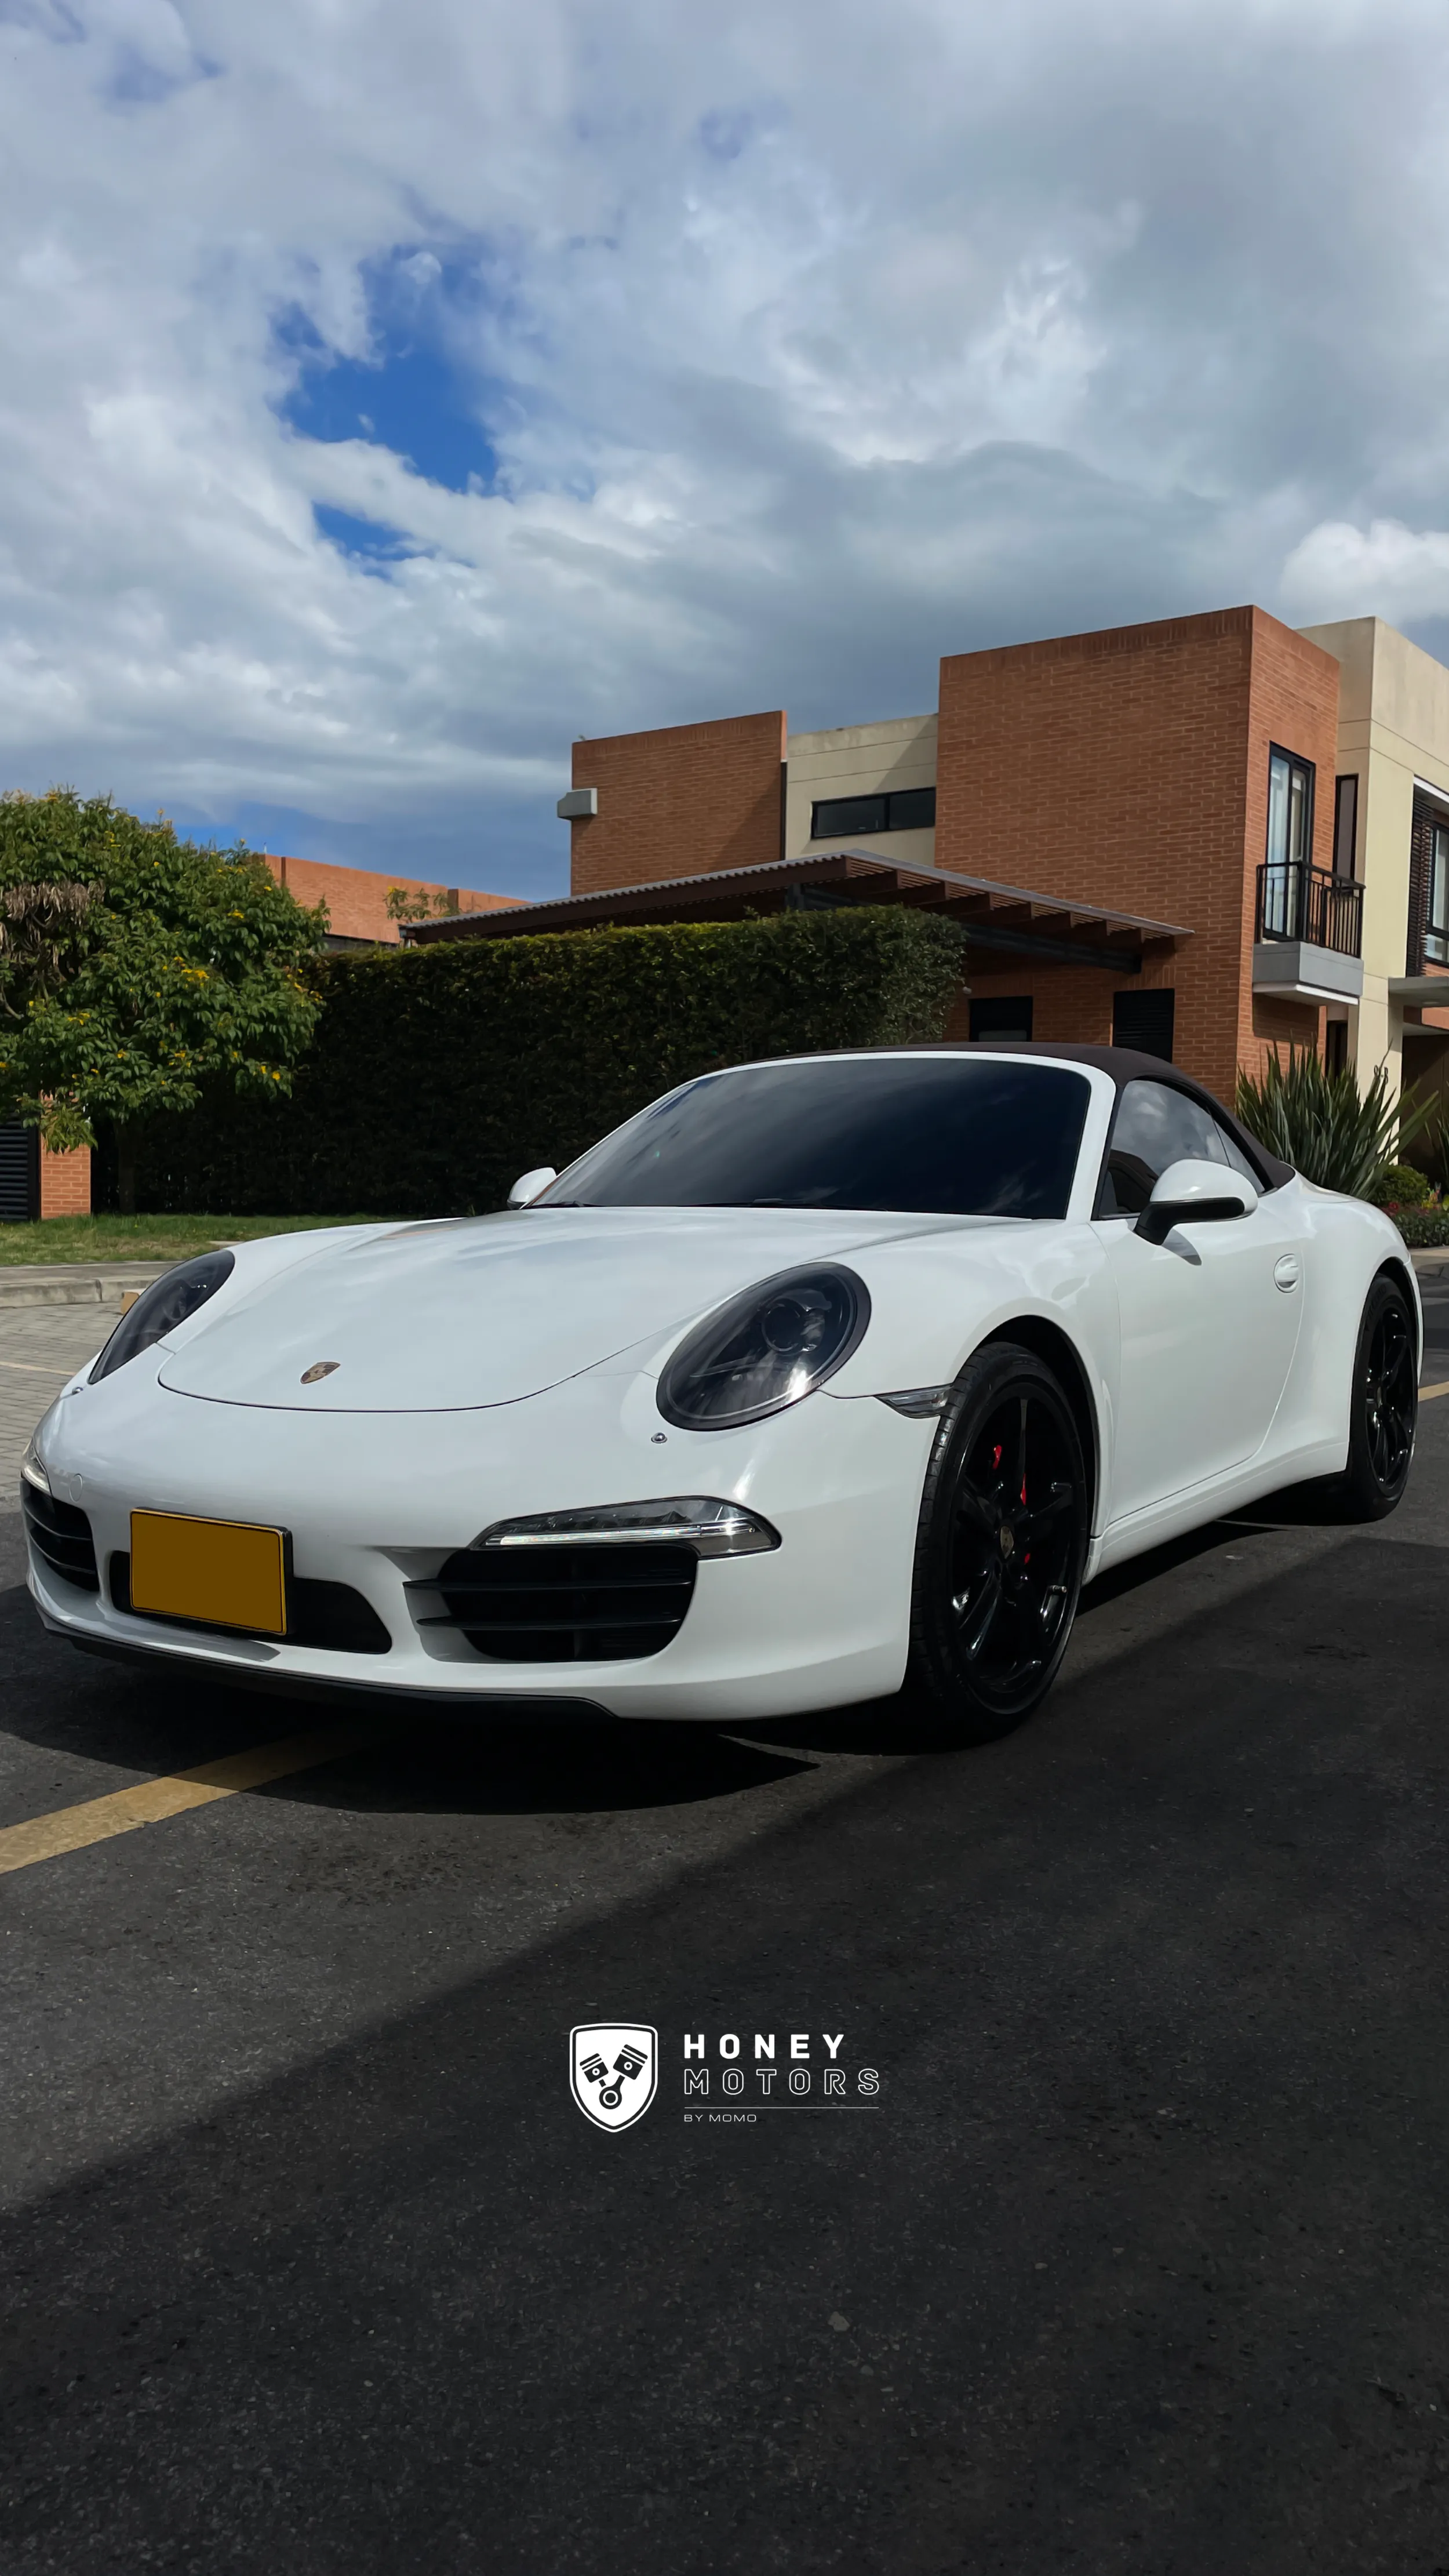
[810,786,937,841]
[1266,744,1316,869]
[1111,988,1175,1063]
[969,996,1034,1043]
[1333,774,1359,881]
[1428,818,1449,966]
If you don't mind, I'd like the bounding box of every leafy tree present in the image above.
[385,882,454,924]
[0,789,326,1210]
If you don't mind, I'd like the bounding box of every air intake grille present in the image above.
[423,1542,697,1662]
[23,1485,100,1592]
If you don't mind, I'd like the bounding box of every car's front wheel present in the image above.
[1325,1271,1418,1522]
[901,1341,1089,1744]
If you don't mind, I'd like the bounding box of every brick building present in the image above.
[417,602,1449,1118]
[0,852,521,1221]
[257,853,519,949]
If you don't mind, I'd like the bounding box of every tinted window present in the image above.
[970,996,1033,1042]
[1112,987,1175,1061]
[540,1058,1092,1219]
[810,788,938,839]
[1098,1079,1259,1216]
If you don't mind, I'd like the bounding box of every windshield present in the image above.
[537,1056,1091,1218]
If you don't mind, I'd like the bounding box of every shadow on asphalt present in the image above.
[0,1473,1366,1809]
[5,1526,1449,2574]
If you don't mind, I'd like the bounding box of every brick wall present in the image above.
[262,856,519,944]
[39,1143,90,1218]
[935,607,1341,1101]
[569,712,787,896]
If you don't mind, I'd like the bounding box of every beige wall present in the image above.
[784,713,937,867]
[1301,617,1449,1098]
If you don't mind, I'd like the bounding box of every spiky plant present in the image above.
[1420,1100,1449,1194]
[1235,1047,1433,1199]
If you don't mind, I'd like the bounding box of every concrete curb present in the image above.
[0,1265,169,1310]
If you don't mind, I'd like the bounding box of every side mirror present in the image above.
[508,1166,558,1209]
[1136,1158,1256,1246]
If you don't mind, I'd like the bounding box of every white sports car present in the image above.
[21,1044,1418,1741]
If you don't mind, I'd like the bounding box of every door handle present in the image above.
[1273,1256,1301,1293]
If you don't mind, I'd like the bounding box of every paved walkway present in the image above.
[0,1307,119,1496]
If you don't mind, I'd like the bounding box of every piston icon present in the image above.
[580,2041,650,2110]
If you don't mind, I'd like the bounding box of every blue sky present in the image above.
[3,0,1449,900]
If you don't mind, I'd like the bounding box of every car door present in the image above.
[1094,1078,1305,1525]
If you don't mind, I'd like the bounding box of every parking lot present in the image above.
[4,1273,1449,2573]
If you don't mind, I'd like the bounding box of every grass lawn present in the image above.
[0,1213,402,1266]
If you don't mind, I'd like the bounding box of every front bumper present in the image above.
[25,1359,934,1722]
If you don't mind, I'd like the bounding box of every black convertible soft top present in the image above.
[905,1040,1295,1195]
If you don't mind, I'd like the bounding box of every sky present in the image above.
[2,0,1449,900]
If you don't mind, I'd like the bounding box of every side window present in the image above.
[1097,1080,1259,1217]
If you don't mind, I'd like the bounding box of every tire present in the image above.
[1324,1271,1418,1523]
[901,1341,1090,1744]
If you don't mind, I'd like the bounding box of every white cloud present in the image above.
[1,0,1448,887]
[1281,518,1449,625]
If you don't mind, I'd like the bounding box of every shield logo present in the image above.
[569,2025,658,2133]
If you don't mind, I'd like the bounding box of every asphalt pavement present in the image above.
[3,1338,1449,2571]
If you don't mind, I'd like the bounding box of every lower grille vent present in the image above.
[422,1542,697,1662]
[23,1485,100,1592]
[108,1555,391,1653]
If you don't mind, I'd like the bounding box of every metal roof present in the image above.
[402,846,1192,973]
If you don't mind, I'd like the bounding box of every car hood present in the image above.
[154,1206,1008,1413]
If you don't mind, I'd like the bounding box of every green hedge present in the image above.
[126,908,967,1217]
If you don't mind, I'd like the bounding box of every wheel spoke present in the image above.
[952,1483,996,1542]
[955,1558,1003,1662]
[1017,1479,1073,1534]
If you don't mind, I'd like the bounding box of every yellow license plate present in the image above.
[129,1512,287,1636]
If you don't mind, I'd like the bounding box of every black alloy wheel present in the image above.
[902,1342,1089,1743]
[1329,1271,1417,1522]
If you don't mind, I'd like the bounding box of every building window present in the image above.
[1333,774,1358,880]
[1261,747,1316,937]
[1112,989,1175,1062]
[970,996,1033,1043]
[810,787,936,839]
[1427,822,1449,966]
[1324,1019,1349,1075]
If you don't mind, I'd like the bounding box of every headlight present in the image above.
[476,1498,780,1558]
[90,1249,235,1382]
[20,1407,57,1495]
[658,1265,869,1432]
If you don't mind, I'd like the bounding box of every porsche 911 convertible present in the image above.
[20,1043,1419,1740]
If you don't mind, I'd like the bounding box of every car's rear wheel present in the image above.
[1325,1271,1417,1522]
[901,1342,1089,1744]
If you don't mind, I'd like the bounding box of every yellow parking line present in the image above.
[0,1724,376,1877]
[1421,1381,1449,1402]
[0,1359,76,1375]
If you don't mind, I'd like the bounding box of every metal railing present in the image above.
[1255,861,1363,958]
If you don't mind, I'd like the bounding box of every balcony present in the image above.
[1252,862,1364,1005]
